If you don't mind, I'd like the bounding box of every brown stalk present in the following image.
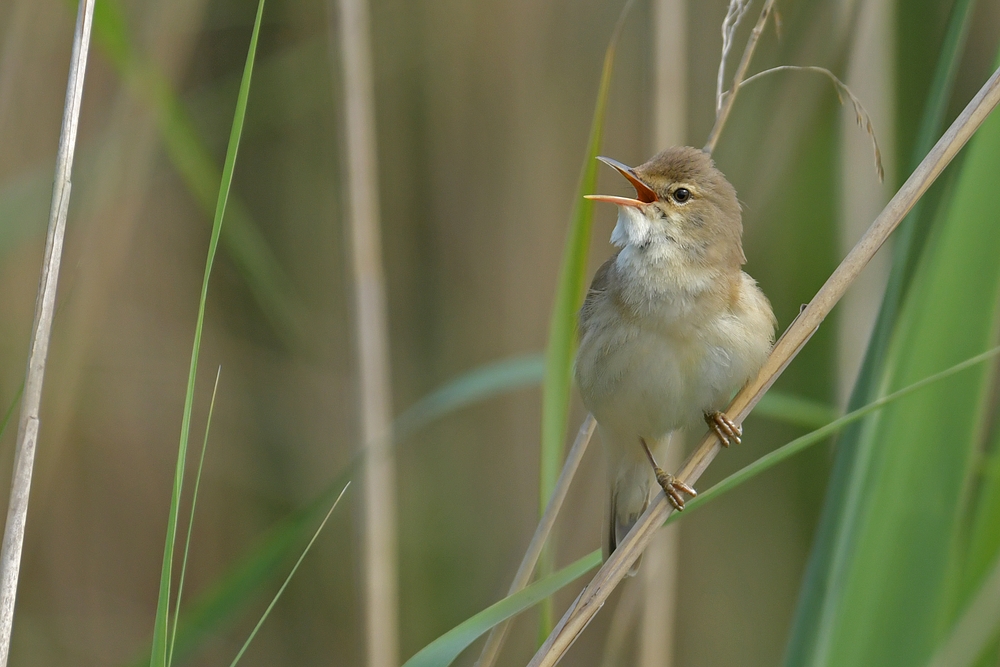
[528,63,1000,667]
[0,0,96,665]
[332,0,398,665]
[704,0,778,155]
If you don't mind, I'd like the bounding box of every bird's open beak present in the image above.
[585,156,659,207]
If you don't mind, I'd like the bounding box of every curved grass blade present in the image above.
[149,2,266,665]
[395,354,544,441]
[229,483,350,666]
[401,551,602,667]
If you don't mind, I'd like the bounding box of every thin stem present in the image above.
[0,1,96,664]
[704,0,777,154]
[167,367,222,667]
[331,0,397,664]
[474,415,596,667]
[529,63,1000,667]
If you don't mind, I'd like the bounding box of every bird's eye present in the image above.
[672,188,690,203]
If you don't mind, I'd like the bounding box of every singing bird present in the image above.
[575,146,775,558]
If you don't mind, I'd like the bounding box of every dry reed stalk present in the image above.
[528,62,1000,667]
[333,0,398,666]
[641,0,689,663]
[704,0,778,154]
[474,415,596,667]
[0,0,96,664]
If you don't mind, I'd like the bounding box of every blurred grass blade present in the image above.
[537,0,635,634]
[124,353,545,666]
[228,483,350,666]
[88,0,307,347]
[539,0,636,513]
[149,2,266,666]
[848,0,976,400]
[395,354,544,444]
[785,52,1000,667]
[753,391,837,430]
[785,3,982,661]
[402,551,602,667]
[167,368,221,667]
[926,552,1000,667]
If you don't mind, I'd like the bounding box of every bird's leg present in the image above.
[639,437,696,511]
[705,411,742,447]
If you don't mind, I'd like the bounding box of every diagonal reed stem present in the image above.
[528,62,1000,667]
[474,415,595,667]
[0,1,96,664]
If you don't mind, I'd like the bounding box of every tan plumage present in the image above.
[575,147,775,562]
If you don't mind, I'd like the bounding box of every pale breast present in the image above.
[575,269,774,440]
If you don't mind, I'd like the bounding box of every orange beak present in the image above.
[585,156,659,207]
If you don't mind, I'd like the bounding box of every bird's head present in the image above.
[587,146,745,271]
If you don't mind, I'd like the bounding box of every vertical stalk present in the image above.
[0,1,95,664]
[333,1,398,666]
[640,1,688,665]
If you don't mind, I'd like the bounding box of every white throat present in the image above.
[610,205,655,249]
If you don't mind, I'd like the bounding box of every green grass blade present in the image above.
[537,0,635,634]
[539,0,636,514]
[926,551,1000,667]
[148,2,266,666]
[786,52,1000,667]
[401,550,602,667]
[785,4,983,662]
[167,367,222,667]
[228,483,350,666]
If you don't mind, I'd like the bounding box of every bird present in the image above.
[575,146,775,560]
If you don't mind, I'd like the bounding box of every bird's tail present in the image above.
[605,456,652,576]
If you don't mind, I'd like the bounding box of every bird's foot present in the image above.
[653,467,697,511]
[705,411,742,447]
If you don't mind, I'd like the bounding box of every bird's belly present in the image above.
[577,323,731,439]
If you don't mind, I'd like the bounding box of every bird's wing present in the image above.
[578,252,619,338]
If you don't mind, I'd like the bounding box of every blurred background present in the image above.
[0,0,999,665]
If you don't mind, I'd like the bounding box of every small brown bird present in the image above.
[575,146,775,558]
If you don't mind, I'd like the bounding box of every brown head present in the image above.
[587,146,745,272]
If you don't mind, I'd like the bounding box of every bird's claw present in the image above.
[705,411,742,447]
[654,467,697,511]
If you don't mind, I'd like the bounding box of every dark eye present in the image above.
[672,188,690,203]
